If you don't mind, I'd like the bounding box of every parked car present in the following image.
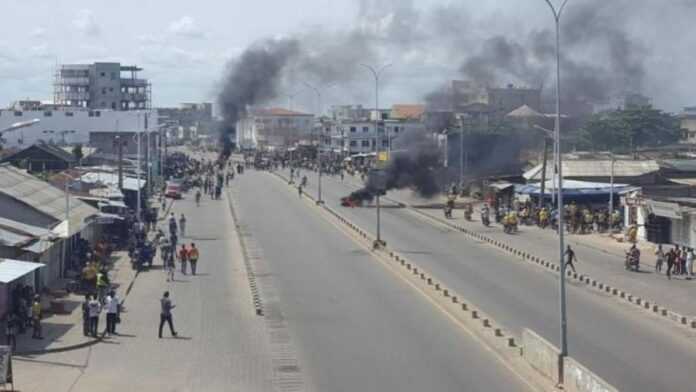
[165,181,183,199]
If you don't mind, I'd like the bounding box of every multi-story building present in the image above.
[157,103,214,140]
[322,104,427,155]
[0,108,156,149]
[680,106,696,144]
[236,108,314,149]
[330,105,370,121]
[54,62,151,111]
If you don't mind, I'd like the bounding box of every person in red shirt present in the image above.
[178,244,189,275]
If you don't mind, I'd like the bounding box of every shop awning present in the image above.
[0,259,45,284]
[647,200,683,219]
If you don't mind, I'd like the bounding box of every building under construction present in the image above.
[54,62,151,111]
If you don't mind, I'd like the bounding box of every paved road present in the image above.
[230,171,530,391]
[290,168,696,392]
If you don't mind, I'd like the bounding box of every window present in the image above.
[110,72,117,80]
[350,126,357,133]
[362,126,369,133]
[350,140,357,147]
[361,140,370,147]
[43,111,52,117]
[109,87,114,92]
[382,139,389,147]
[14,111,22,116]
[111,102,117,109]
[102,88,107,95]
[65,112,74,117]
[100,72,106,77]
[378,127,385,133]
[394,126,399,133]
[95,111,101,117]
[88,111,95,117]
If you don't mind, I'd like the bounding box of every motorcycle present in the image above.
[481,212,490,227]
[464,209,473,221]
[444,205,453,219]
[625,252,640,272]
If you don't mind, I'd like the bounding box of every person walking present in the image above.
[5,313,16,351]
[188,243,200,275]
[31,295,43,339]
[666,248,676,280]
[179,214,187,238]
[687,248,694,278]
[655,244,665,272]
[178,244,189,275]
[159,291,178,338]
[105,291,120,336]
[564,245,578,273]
[87,295,102,337]
[168,213,178,238]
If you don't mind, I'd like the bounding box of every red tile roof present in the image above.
[391,104,425,120]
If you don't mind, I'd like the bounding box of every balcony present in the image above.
[120,78,148,87]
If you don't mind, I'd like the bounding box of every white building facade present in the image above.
[324,119,426,155]
[236,108,314,150]
[0,109,156,148]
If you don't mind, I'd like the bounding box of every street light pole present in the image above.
[136,113,142,223]
[361,63,392,245]
[544,0,570,366]
[609,154,615,216]
[304,82,324,204]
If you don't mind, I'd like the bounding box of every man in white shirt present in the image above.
[105,291,120,336]
[87,296,101,338]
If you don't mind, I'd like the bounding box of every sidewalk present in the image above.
[337,172,696,319]
[14,249,138,356]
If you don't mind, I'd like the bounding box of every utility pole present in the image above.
[539,138,550,209]
[304,82,324,204]
[136,113,142,222]
[361,63,392,246]
[544,0,570,374]
[113,136,127,191]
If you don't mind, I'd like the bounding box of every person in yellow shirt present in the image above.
[31,295,43,339]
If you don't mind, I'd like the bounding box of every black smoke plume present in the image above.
[348,129,443,202]
[217,38,300,157]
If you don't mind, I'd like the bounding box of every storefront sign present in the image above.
[647,200,682,219]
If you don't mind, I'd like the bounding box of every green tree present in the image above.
[72,143,84,163]
[578,106,683,152]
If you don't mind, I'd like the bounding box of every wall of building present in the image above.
[0,109,156,148]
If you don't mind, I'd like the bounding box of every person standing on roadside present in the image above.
[687,248,694,278]
[88,295,101,337]
[564,245,578,273]
[655,244,665,272]
[159,291,178,338]
[31,295,43,339]
[178,244,189,275]
[188,243,200,275]
[82,294,91,336]
[666,247,676,280]
[179,214,187,238]
[168,213,177,238]
[105,291,120,336]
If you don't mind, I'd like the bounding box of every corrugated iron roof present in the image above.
[524,160,660,181]
[0,259,44,283]
[0,164,97,235]
[660,159,696,172]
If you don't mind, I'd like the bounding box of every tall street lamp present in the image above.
[543,0,570,368]
[361,63,392,246]
[303,82,324,204]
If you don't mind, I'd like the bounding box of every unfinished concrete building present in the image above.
[54,62,151,111]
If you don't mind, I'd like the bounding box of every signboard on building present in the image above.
[647,200,682,219]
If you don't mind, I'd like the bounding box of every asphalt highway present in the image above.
[231,170,529,392]
[291,168,696,392]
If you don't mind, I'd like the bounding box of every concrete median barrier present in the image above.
[564,357,619,392]
[522,328,561,385]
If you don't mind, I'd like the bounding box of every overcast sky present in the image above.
[1,0,695,113]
